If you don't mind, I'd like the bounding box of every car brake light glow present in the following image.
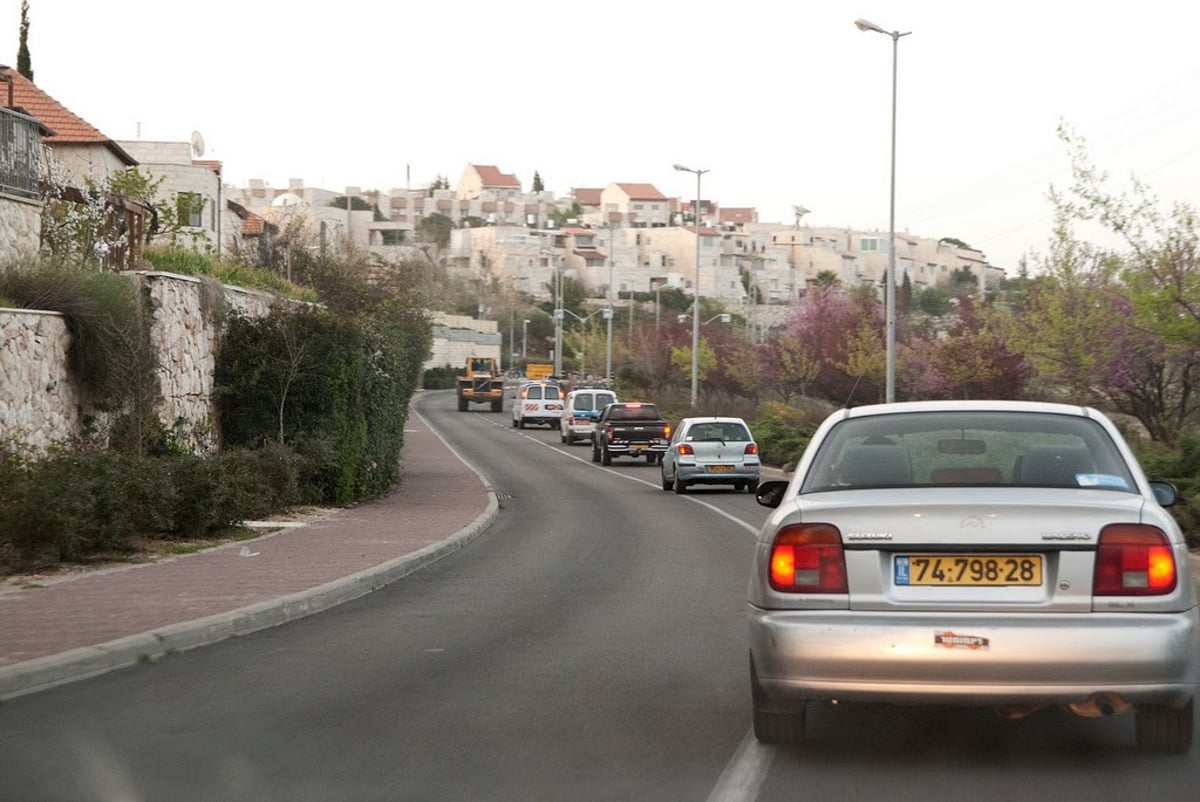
[744,443,758,455]
[1094,524,1177,596]
[768,524,847,593]
[678,443,694,455]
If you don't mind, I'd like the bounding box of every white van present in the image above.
[560,387,618,444]
[511,381,564,429]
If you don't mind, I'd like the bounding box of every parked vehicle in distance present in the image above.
[561,387,617,445]
[511,380,564,429]
[748,400,1199,753]
[660,416,760,494]
[591,402,671,465]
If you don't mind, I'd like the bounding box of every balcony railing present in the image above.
[0,106,41,200]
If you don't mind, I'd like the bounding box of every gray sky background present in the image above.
[6,0,1199,273]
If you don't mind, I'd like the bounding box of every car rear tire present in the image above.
[661,469,673,491]
[519,419,526,429]
[561,429,567,444]
[511,418,517,428]
[747,480,759,494]
[673,475,687,494]
[645,454,657,464]
[592,442,600,463]
[601,447,612,466]
[751,656,805,744]
[458,396,468,411]
[1136,699,1193,754]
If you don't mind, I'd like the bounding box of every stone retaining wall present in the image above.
[0,272,276,454]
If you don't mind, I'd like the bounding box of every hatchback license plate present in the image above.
[708,465,734,473]
[894,554,1042,586]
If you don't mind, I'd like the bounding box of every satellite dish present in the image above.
[190,130,206,158]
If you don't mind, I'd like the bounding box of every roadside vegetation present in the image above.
[4,126,1200,575]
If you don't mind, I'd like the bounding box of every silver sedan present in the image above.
[748,400,1199,753]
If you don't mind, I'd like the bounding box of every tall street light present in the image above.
[605,222,616,384]
[522,318,530,360]
[674,163,709,407]
[855,17,910,404]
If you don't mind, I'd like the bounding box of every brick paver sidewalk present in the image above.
[0,404,496,699]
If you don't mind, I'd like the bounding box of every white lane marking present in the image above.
[492,417,764,534]
[706,729,775,802]
[487,411,771,800]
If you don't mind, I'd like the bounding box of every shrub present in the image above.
[748,400,834,469]
[422,364,460,389]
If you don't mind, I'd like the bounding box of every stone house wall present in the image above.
[0,194,41,265]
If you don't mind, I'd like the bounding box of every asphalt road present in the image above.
[1,390,1198,801]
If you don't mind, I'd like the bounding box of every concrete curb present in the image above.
[0,498,498,701]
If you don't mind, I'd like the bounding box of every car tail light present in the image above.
[768,524,847,593]
[744,443,759,456]
[678,443,694,455]
[663,425,671,438]
[1094,524,1177,596]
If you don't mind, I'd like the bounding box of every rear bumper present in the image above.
[676,464,760,484]
[748,605,1200,708]
[606,443,668,456]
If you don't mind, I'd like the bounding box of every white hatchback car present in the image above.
[660,416,760,494]
[748,400,1199,753]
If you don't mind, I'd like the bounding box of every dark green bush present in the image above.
[422,364,460,389]
[215,308,424,504]
[749,401,819,468]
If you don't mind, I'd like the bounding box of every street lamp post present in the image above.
[673,163,710,407]
[855,17,910,404]
[606,222,616,384]
[522,319,530,360]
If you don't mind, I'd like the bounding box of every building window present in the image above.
[633,203,644,211]
[177,192,203,227]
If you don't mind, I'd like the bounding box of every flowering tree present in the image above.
[770,285,885,406]
[1010,125,1200,442]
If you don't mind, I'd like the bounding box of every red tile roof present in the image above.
[1,66,136,166]
[193,159,222,175]
[615,182,666,201]
[573,187,603,206]
[719,207,758,225]
[242,213,265,235]
[682,225,721,237]
[471,164,521,188]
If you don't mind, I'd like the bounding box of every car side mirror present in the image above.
[755,479,789,509]
[1150,480,1178,507]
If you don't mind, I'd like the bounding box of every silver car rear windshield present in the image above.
[800,411,1137,493]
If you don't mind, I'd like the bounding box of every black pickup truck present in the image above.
[591,402,671,465]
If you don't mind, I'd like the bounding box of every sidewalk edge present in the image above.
[0,405,497,702]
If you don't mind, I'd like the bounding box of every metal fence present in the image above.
[0,106,40,200]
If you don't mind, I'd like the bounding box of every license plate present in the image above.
[708,465,734,473]
[894,554,1043,586]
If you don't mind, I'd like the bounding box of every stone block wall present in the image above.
[0,272,276,455]
[0,309,86,453]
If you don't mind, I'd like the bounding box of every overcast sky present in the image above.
[6,0,1200,272]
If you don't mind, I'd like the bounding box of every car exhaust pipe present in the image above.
[1067,692,1133,718]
